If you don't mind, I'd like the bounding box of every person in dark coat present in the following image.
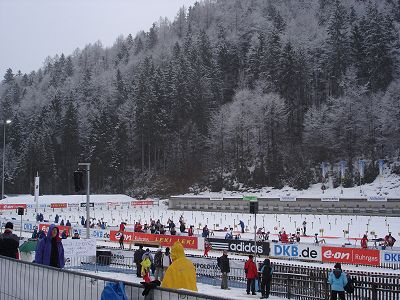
[217,250,230,289]
[134,245,146,277]
[0,222,19,259]
[239,220,245,233]
[260,259,273,299]
[35,224,65,268]
[244,255,258,295]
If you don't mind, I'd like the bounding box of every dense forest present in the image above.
[1,0,400,197]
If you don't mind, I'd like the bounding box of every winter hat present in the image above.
[5,222,13,230]
[334,263,342,269]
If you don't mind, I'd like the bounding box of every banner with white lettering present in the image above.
[208,238,270,256]
[272,243,321,261]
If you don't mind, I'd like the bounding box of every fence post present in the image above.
[324,274,330,300]
[371,283,377,300]
[287,274,291,299]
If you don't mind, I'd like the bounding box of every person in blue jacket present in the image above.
[35,224,65,268]
[328,263,348,300]
[239,220,245,233]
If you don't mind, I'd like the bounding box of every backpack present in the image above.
[344,275,355,294]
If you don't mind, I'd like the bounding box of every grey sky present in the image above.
[0,0,196,76]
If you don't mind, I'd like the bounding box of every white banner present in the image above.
[210,197,224,201]
[321,197,339,202]
[63,238,96,258]
[272,243,322,261]
[280,196,296,202]
[381,250,400,264]
[367,196,387,202]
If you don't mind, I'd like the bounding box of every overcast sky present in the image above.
[0,0,197,76]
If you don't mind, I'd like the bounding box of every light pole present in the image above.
[1,119,11,200]
[78,162,91,239]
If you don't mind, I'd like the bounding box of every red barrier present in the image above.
[322,246,380,266]
[110,231,198,249]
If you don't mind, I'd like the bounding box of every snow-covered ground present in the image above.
[80,270,283,300]
[178,172,400,199]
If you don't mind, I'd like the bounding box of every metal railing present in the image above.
[0,255,230,300]
[63,254,400,300]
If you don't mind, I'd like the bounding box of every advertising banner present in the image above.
[280,196,296,202]
[110,249,135,264]
[208,238,270,256]
[50,203,68,209]
[381,250,400,264]
[0,204,27,210]
[272,243,321,261]
[39,223,71,236]
[321,197,339,202]
[68,203,79,208]
[130,200,154,206]
[322,246,380,266]
[109,231,199,249]
[73,227,110,239]
[367,196,387,202]
[22,222,37,231]
[80,202,94,208]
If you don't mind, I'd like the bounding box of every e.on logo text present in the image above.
[322,247,352,263]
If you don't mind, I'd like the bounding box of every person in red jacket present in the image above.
[280,231,289,243]
[361,234,368,249]
[244,255,258,295]
[188,225,194,236]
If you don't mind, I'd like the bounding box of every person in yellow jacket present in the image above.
[161,241,197,291]
[141,253,152,282]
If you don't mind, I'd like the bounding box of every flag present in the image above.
[34,174,39,209]
[358,160,365,178]
[339,161,346,179]
[378,159,384,176]
[321,162,328,178]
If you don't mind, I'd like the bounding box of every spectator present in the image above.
[280,231,289,243]
[32,228,38,239]
[260,259,273,299]
[244,255,258,295]
[80,216,85,226]
[153,248,164,281]
[72,230,80,239]
[179,221,186,233]
[141,253,152,283]
[54,214,59,224]
[202,225,209,238]
[302,220,307,236]
[142,248,154,274]
[225,232,233,240]
[204,240,212,257]
[119,222,126,232]
[61,230,68,239]
[0,222,19,259]
[385,233,396,247]
[296,231,301,243]
[119,232,124,249]
[188,225,194,236]
[217,250,230,290]
[239,220,245,233]
[60,219,64,226]
[134,245,145,278]
[35,224,65,268]
[162,247,172,275]
[328,263,348,300]
[170,226,177,235]
[161,242,197,291]
[361,234,368,249]
[66,220,71,227]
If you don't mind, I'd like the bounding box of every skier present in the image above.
[302,220,307,236]
[239,220,245,233]
[204,240,212,257]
